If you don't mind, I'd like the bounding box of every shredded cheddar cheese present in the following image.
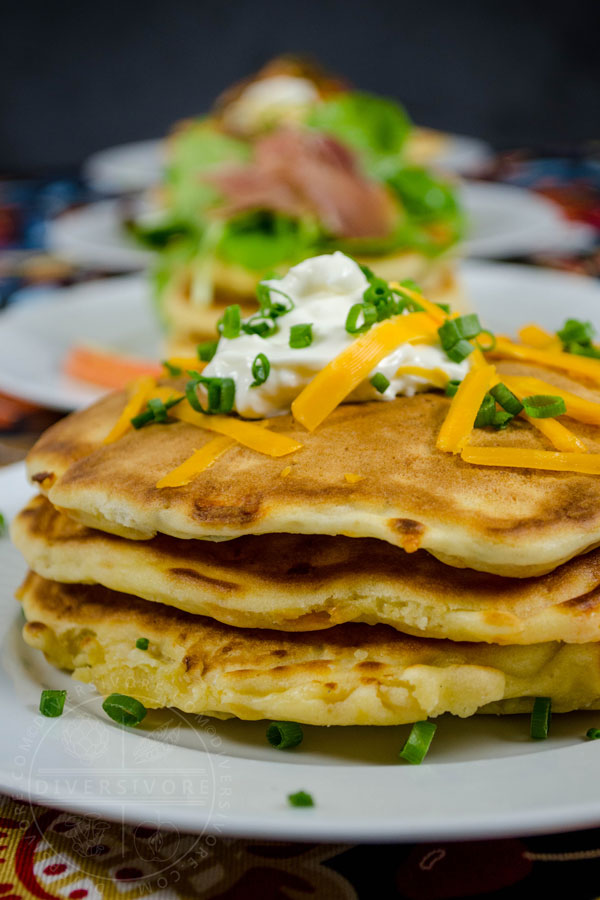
[280,466,292,478]
[344,473,364,483]
[292,312,438,431]
[389,282,447,325]
[491,338,600,386]
[461,446,600,474]
[436,364,496,453]
[165,358,207,372]
[156,435,235,488]
[518,324,561,351]
[502,377,587,452]
[103,376,157,445]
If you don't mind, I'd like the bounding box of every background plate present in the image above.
[83,133,492,194]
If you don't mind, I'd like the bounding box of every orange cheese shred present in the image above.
[461,446,600,475]
[518,324,561,351]
[501,377,587,452]
[503,375,600,426]
[291,312,438,431]
[103,376,157,445]
[490,338,600,386]
[156,435,235,488]
[164,358,207,373]
[172,399,301,457]
[389,281,448,325]
[436,364,496,453]
[344,472,364,483]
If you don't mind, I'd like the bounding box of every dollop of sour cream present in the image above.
[223,75,320,134]
[202,252,469,419]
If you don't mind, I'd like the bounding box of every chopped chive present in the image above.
[445,339,474,363]
[147,397,170,423]
[445,379,461,397]
[399,720,437,764]
[256,283,295,317]
[345,303,377,334]
[490,383,523,416]
[197,341,219,362]
[475,329,497,352]
[436,302,451,314]
[370,373,390,394]
[289,323,313,349]
[131,396,181,429]
[530,697,552,740]
[242,314,278,338]
[186,376,235,415]
[288,790,314,807]
[39,689,66,718]
[102,693,147,727]
[438,319,461,349]
[218,304,242,339]
[267,721,304,750]
[586,728,600,740]
[493,410,514,429]
[565,341,600,359]
[162,360,182,376]
[136,638,149,651]
[522,395,566,419]
[250,353,270,388]
[0,512,5,536]
[557,319,595,345]
[455,314,482,340]
[474,393,496,428]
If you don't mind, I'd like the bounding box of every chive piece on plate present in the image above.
[530,697,552,740]
[102,693,147,727]
[136,637,149,651]
[399,720,437,764]
[267,721,304,750]
[370,373,390,394]
[288,790,314,807]
[39,689,67,718]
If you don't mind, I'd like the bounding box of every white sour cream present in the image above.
[202,252,469,418]
[223,75,320,134]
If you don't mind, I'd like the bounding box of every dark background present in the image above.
[1,0,599,173]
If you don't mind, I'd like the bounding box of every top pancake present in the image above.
[26,361,600,577]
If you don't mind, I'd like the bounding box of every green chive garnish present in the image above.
[522,395,567,419]
[0,512,5,536]
[490,383,523,416]
[186,375,235,415]
[250,353,270,387]
[289,324,313,349]
[288,790,314,807]
[530,697,552,740]
[474,393,496,428]
[242,314,278,338]
[218,304,242,339]
[445,379,461,397]
[197,341,219,362]
[345,303,377,334]
[131,396,181,429]
[370,373,390,394]
[586,728,600,740]
[399,720,437,764]
[476,330,497,352]
[446,339,475,363]
[136,638,149,651]
[566,342,600,359]
[267,721,304,750]
[493,410,514,429]
[557,319,595,346]
[102,693,147,727]
[162,360,182,377]
[39,689,66,718]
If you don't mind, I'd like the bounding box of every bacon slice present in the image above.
[206,128,395,239]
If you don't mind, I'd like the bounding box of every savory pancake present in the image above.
[19,573,600,726]
[13,495,600,644]
[26,362,600,577]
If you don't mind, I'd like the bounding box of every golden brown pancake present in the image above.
[13,495,600,644]
[26,361,600,577]
[19,572,600,726]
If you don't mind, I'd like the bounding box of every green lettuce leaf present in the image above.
[217,211,322,271]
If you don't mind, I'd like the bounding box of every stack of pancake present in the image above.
[12,360,600,727]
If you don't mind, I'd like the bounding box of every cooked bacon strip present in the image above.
[206,128,395,239]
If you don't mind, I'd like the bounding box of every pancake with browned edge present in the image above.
[13,495,600,644]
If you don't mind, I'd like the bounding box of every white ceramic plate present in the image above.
[83,133,492,194]
[0,276,161,410]
[47,183,595,274]
[4,441,600,843]
[2,261,600,413]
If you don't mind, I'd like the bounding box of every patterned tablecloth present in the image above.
[0,150,600,899]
